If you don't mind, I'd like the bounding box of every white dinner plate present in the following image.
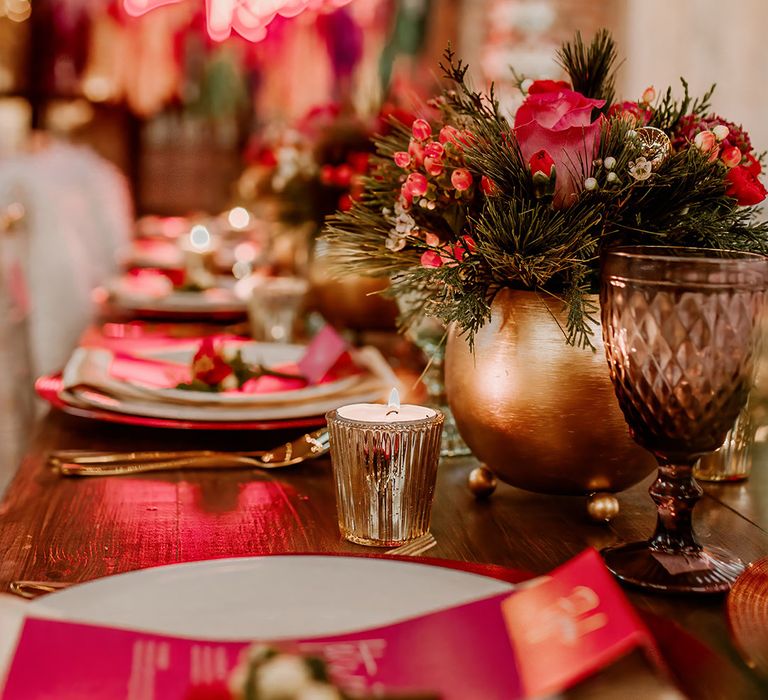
[107,274,247,315]
[27,556,513,640]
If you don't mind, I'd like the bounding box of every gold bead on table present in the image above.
[468,466,498,498]
[586,492,620,523]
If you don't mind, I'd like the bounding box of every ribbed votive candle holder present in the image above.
[326,404,444,547]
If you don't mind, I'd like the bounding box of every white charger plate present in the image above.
[108,274,246,314]
[27,556,513,640]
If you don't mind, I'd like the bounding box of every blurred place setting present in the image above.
[1,1,768,699]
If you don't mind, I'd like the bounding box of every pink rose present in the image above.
[514,89,605,207]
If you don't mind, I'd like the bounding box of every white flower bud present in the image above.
[584,177,598,191]
[607,172,619,184]
[603,156,617,170]
[521,78,533,94]
[712,124,730,141]
[257,656,312,699]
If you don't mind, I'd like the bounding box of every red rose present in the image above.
[529,149,556,179]
[514,89,605,208]
[726,165,767,206]
[192,338,233,386]
[744,153,762,177]
[527,79,571,95]
[607,101,651,126]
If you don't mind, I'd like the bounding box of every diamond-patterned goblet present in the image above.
[601,246,767,593]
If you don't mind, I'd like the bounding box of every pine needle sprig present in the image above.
[556,30,618,108]
[648,79,716,133]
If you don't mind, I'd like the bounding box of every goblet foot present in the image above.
[602,542,745,594]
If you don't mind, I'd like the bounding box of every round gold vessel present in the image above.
[308,263,397,331]
[445,289,655,495]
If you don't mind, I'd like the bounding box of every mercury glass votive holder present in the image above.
[694,401,755,482]
[326,408,444,546]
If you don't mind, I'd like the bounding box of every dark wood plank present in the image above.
[0,409,767,698]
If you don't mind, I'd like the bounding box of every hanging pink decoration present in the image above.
[123,0,354,42]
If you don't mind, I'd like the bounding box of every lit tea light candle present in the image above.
[327,389,444,547]
[336,388,436,423]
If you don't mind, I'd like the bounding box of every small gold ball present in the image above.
[587,492,620,523]
[468,466,497,498]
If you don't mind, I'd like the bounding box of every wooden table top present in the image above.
[0,383,767,697]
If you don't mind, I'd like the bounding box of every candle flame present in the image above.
[386,387,401,415]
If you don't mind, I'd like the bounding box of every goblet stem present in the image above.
[648,461,704,554]
[602,459,745,593]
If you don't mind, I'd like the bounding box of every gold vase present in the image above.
[307,254,397,332]
[445,289,655,495]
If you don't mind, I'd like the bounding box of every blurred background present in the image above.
[2,0,767,214]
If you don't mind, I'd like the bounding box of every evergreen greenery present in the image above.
[322,31,768,350]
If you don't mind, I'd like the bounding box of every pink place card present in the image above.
[0,550,658,700]
[297,325,356,385]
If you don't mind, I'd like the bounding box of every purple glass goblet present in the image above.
[601,246,767,593]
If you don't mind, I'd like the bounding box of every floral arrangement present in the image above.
[240,104,413,227]
[322,31,768,347]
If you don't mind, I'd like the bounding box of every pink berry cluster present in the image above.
[393,119,476,208]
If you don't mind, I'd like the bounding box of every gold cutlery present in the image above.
[385,533,437,557]
[9,580,71,599]
[49,429,329,476]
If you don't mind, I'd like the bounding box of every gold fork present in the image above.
[385,533,437,557]
[49,430,329,476]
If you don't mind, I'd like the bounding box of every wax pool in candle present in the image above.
[336,402,436,423]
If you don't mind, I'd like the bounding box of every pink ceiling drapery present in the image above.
[123,0,353,42]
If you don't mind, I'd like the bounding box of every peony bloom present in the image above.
[514,88,605,208]
[411,118,432,141]
[192,338,233,386]
[451,168,473,191]
[726,165,767,206]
